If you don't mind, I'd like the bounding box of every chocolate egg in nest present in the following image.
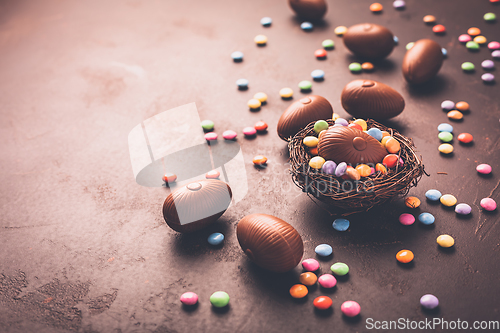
[318,126,387,164]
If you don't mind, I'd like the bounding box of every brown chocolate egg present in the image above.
[341,80,405,119]
[288,0,327,21]
[343,23,394,59]
[277,95,333,141]
[318,126,387,164]
[163,179,232,233]
[237,214,304,273]
[402,39,443,84]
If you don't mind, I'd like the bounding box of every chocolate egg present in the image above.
[288,0,327,21]
[343,23,394,59]
[402,39,443,84]
[318,126,387,164]
[277,95,333,141]
[237,214,304,272]
[341,80,405,119]
[163,179,232,233]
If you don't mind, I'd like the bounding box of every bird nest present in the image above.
[289,119,425,215]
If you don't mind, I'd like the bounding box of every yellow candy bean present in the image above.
[254,35,268,45]
[440,194,457,207]
[437,234,455,248]
[438,143,454,154]
[253,92,268,103]
[355,164,371,177]
[303,136,319,147]
[309,156,326,169]
[247,99,261,109]
[280,87,293,98]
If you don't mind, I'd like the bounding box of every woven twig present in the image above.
[289,119,425,215]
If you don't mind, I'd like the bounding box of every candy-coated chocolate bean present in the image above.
[355,164,371,177]
[447,110,463,120]
[205,132,218,141]
[299,272,318,286]
[438,131,453,142]
[205,170,220,179]
[318,274,337,288]
[477,164,492,174]
[332,218,350,231]
[302,258,319,271]
[180,292,198,306]
[315,49,327,58]
[208,232,224,245]
[290,284,308,298]
[370,2,383,12]
[254,35,268,45]
[480,198,497,211]
[457,133,473,143]
[253,155,268,165]
[334,26,347,35]
[396,249,414,263]
[441,100,455,110]
[279,87,294,98]
[423,15,436,24]
[437,234,454,248]
[254,121,268,132]
[418,212,435,225]
[399,213,415,225]
[346,167,361,180]
[341,301,361,317]
[314,296,333,310]
[437,123,453,132]
[330,262,349,275]
[468,27,481,36]
[309,147,318,155]
[201,120,215,131]
[223,130,237,140]
[383,154,399,168]
[361,62,374,71]
[253,92,268,102]
[405,196,421,208]
[335,162,347,177]
[248,99,261,109]
[440,194,457,206]
[420,294,439,309]
[243,127,257,137]
[309,156,326,169]
[438,143,453,154]
[315,244,333,256]
[321,161,337,174]
[385,138,400,153]
[455,203,471,215]
[367,128,383,141]
[375,163,387,174]
[425,189,442,201]
[314,120,329,133]
[210,291,230,307]
[162,173,177,183]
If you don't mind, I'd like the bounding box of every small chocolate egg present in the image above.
[343,23,395,59]
[288,0,327,21]
[402,39,443,84]
[163,180,232,233]
[277,95,333,141]
[341,80,405,119]
[237,214,304,272]
[318,126,387,164]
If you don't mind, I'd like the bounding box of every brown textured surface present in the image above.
[288,0,327,21]
[162,180,232,233]
[343,23,394,59]
[402,39,444,84]
[341,79,405,119]
[277,95,333,141]
[1,0,499,332]
[318,126,387,164]
[236,214,304,273]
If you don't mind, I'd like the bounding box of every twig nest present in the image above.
[288,0,327,21]
[318,126,387,164]
[236,214,304,272]
[163,179,232,233]
[343,23,394,59]
[402,39,443,84]
[341,80,405,119]
[277,95,333,141]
